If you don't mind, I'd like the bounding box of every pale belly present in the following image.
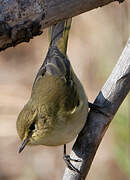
[30,101,88,146]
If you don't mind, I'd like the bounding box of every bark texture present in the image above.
[0,0,125,51]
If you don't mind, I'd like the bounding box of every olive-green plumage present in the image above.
[16,18,88,152]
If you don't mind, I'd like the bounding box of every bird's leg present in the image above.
[88,102,109,117]
[63,144,81,173]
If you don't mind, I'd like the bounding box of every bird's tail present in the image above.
[48,18,72,56]
[33,18,72,86]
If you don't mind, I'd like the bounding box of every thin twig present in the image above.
[63,38,130,180]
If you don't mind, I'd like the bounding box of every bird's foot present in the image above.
[63,154,81,173]
[63,144,81,174]
[88,102,109,117]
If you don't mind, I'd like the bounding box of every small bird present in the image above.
[16,18,88,172]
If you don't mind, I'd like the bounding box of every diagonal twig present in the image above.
[63,38,130,180]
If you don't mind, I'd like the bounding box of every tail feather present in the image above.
[33,18,72,86]
[49,18,72,56]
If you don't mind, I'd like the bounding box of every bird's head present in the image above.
[16,104,38,153]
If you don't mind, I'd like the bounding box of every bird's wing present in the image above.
[33,18,72,87]
[33,47,71,85]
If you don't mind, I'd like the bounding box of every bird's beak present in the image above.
[18,137,29,153]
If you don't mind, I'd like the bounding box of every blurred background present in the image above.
[0,1,130,180]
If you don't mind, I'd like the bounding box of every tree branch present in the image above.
[0,0,125,51]
[63,38,130,180]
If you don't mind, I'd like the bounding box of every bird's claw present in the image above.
[63,154,81,173]
[88,102,110,117]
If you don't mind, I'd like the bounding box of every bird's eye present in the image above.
[29,123,35,131]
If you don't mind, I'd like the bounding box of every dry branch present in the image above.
[0,0,125,51]
[63,38,130,180]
